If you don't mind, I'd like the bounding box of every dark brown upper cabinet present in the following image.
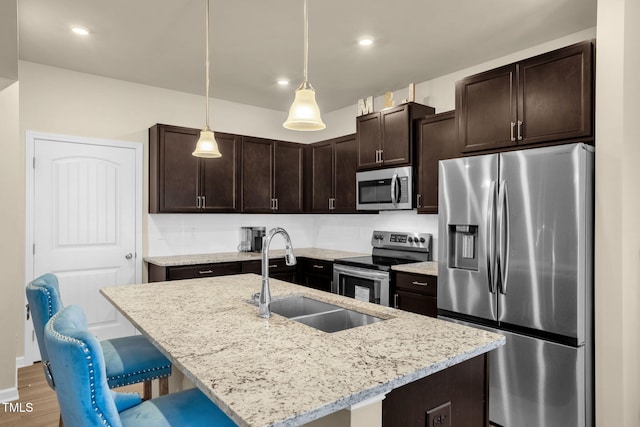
[149,124,240,213]
[306,134,357,213]
[456,40,594,154]
[240,137,304,213]
[416,111,458,214]
[356,102,435,170]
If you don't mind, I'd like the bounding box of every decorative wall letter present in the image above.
[357,96,374,116]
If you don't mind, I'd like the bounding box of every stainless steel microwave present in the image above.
[356,166,413,210]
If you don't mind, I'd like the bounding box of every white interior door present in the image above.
[26,133,141,363]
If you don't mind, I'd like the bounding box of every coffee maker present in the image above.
[239,227,266,252]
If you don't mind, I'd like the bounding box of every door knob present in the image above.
[125,253,133,260]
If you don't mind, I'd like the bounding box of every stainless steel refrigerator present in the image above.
[437,143,594,427]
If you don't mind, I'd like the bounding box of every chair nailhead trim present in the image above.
[47,311,113,427]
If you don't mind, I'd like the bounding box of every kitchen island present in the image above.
[101,274,503,427]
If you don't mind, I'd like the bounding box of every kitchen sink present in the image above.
[255,295,385,333]
[269,296,342,319]
[293,308,383,333]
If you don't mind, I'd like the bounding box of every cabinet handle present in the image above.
[394,293,399,309]
[517,120,523,141]
[199,270,214,274]
[312,264,324,269]
[412,280,430,287]
[196,196,201,208]
[202,196,206,209]
[510,122,516,142]
[269,264,278,268]
[417,194,422,208]
[274,198,278,210]
[379,149,383,162]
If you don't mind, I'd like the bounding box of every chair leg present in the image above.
[159,377,169,396]
[143,380,152,400]
[59,413,64,427]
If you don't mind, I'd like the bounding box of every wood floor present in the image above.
[0,363,142,427]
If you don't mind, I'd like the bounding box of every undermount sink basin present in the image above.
[294,308,384,333]
[267,295,385,333]
[269,296,342,319]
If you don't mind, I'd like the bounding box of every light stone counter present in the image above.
[144,248,368,267]
[391,261,439,276]
[101,275,504,427]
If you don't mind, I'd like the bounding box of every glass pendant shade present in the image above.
[283,82,326,131]
[192,126,221,158]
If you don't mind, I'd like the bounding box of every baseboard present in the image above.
[0,386,18,403]
[15,356,26,369]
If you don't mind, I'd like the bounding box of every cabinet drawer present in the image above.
[166,262,241,280]
[395,272,437,297]
[241,258,296,274]
[301,258,333,277]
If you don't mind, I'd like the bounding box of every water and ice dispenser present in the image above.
[448,225,478,271]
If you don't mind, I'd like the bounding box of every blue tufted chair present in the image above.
[26,273,171,400]
[45,305,237,427]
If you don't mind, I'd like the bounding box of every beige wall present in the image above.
[595,0,640,425]
[0,81,20,395]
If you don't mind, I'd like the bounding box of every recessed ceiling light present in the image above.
[71,26,90,36]
[358,38,374,47]
[277,79,289,86]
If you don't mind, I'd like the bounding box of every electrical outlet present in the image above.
[426,401,451,427]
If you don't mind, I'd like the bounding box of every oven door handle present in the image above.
[333,264,390,281]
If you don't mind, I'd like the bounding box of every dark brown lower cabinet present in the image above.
[242,259,298,283]
[297,258,333,292]
[148,262,242,282]
[394,272,437,317]
[383,354,489,427]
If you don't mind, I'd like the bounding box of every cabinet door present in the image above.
[518,41,593,145]
[273,141,304,213]
[333,135,357,213]
[381,105,411,166]
[416,111,458,214]
[309,141,333,213]
[456,64,517,153]
[241,137,273,213]
[356,113,381,169]
[200,133,240,212]
[149,124,200,213]
[395,290,437,317]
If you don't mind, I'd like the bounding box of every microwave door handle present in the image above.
[390,172,399,205]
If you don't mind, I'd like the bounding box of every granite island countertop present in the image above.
[101,275,503,427]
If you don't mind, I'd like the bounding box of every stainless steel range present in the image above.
[333,230,432,306]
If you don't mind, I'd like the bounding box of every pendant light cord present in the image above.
[205,0,210,128]
[303,0,308,83]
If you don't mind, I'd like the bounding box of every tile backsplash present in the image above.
[148,211,439,260]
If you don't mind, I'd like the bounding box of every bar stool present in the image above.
[26,273,171,400]
[45,305,236,426]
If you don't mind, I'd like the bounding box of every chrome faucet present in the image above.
[259,227,297,318]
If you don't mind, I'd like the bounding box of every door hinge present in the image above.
[33,243,35,254]
[33,157,36,169]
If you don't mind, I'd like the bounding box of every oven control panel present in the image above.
[371,230,432,252]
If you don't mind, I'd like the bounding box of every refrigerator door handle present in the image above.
[498,180,510,294]
[486,180,497,293]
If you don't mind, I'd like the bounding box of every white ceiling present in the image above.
[18,0,597,113]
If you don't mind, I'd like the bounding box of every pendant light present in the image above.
[283,0,326,131]
[193,0,222,158]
